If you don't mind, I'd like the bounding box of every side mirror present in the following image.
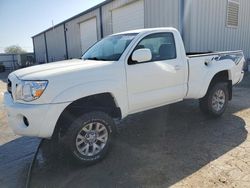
[132,49,152,63]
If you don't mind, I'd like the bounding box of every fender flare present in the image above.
[51,80,129,118]
[198,60,234,98]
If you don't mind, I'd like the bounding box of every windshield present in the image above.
[82,33,138,61]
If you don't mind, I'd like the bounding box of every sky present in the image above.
[0,0,104,53]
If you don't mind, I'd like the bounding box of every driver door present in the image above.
[126,32,186,113]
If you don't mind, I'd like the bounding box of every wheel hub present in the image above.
[85,131,98,144]
[75,122,108,157]
[212,89,226,112]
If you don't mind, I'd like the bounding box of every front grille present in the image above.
[7,79,12,94]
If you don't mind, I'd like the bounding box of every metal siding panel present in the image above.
[186,0,250,58]
[144,0,179,29]
[33,0,250,60]
[112,0,144,33]
[79,18,98,53]
[65,9,101,59]
[33,34,46,63]
[45,25,66,62]
[101,0,137,36]
[0,54,18,69]
[102,0,179,35]
[183,0,191,51]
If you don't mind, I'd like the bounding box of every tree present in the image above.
[4,45,27,54]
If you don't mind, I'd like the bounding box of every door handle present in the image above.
[174,65,181,70]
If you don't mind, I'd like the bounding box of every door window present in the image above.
[130,32,176,64]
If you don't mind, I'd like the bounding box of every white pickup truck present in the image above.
[4,28,245,164]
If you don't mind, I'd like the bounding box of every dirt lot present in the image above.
[0,72,250,188]
[28,73,250,188]
[0,72,40,188]
[0,72,18,144]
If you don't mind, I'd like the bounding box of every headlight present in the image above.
[15,80,48,102]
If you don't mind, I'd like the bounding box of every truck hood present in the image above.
[12,59,114,80]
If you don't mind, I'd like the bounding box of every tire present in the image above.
[199,82,229,117]
[61,111,115,165]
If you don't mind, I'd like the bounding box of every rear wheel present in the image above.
[199,82,229,117]
[61,111,115,165]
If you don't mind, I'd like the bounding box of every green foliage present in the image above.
[4,45,27,54]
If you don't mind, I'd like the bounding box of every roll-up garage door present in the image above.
[112,0,144,33]
[80,17,98,53]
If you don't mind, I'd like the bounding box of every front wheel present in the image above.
[61,111,115,165]
[199,82,229,117]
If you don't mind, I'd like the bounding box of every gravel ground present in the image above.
[0,71,19,144]
[0,71,250,188]
[29,73,250,188]
[0,72,40,188]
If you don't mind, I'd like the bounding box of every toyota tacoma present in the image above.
[4,28,245,164]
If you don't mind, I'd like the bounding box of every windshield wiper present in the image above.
[85,57,107,61]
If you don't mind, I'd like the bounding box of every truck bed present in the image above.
[185,50,244,100]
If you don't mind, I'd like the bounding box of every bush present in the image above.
[0,64,5,72]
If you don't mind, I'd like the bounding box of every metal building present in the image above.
[32,0,250,63]
[0,53,34,71]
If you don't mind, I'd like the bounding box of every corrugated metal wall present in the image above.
[32,0,180,62]
[33,34,46,63]
[101,0,136,36]
[45,25,66,62]
[65,9,101,58]
[101,0,179,36]
[33,0,250,62]
[0,54,18,70]
[144,0,179,29]
[184,0,250,58]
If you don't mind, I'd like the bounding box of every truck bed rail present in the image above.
[187,50,243,58]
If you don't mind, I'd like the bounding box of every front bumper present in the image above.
[4,92,70,138]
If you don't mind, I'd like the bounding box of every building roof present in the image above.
[32,0,113,38]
